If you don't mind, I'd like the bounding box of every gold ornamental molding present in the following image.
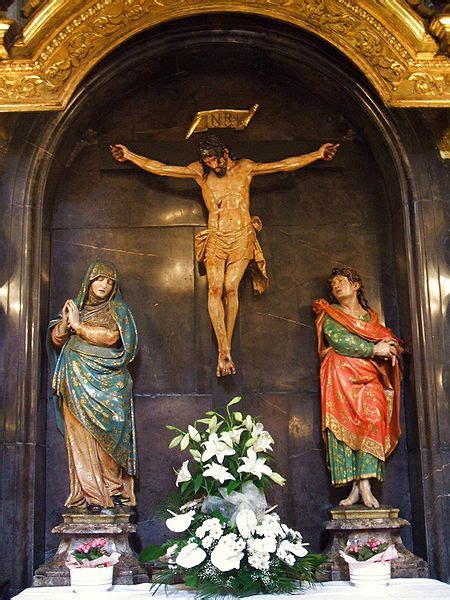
[0,0,449,112]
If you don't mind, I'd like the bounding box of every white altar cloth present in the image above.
[13,579,450,600]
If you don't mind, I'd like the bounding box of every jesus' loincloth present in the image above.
[194,217,269,294]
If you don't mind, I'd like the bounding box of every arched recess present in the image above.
[0,12,447,596]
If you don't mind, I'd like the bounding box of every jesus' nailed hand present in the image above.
[110,136,339,377]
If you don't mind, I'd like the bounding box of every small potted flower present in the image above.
[340,538,398,587]
[66,537,121,593]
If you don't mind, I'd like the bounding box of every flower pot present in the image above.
[69,565,114,594]
[348,561,391,587]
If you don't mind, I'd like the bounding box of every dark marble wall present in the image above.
[44,57,413,558]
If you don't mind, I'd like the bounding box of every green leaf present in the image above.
[226,480,241,494]
[168,434,183,449]
[180,432,190,451]
[181,479,192,493]
[184,572,199,588]
[194,472,203,493]
[227,396,241,407]
[139,544,166,562]
[359,546,375,561]
[166,425,183,432]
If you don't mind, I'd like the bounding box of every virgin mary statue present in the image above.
[48,260,138,512]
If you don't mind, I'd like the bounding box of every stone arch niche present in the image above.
[0,12,447,596]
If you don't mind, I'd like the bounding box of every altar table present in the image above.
[12,579,450,599]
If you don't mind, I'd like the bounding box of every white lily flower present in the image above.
[206,415,222,433]
[202,433,236,463]
[220,428,244,447]
[189,448,202,462]
[165,509,195,533]
[210,536,244,571]
[252,422,265,436]
[203,462,235,484]
[237,448,273,479]
[236,509,258,539]
[175,543,207,568]
[244,415,253,430]
[268,471,286,486]
[188,425,201,442]
[253,431,274,453]
[175,460,192,487]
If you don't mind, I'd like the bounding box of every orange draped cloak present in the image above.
[312,299,402,462]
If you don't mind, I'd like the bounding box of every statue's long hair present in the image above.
[327,266,370,310]
[197,134,238,179]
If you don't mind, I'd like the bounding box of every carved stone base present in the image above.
[32,508,149,587]
[319,505,429,581]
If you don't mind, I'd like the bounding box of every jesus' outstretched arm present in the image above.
[248,143,339,175]
[110,144,201,179]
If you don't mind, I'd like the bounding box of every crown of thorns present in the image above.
[198,135,228,158]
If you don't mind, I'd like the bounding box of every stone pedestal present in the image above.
[32,508,149,587]
[319,505,428,581]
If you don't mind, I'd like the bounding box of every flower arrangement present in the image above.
[340,538,398,565]
[66,538,121,569]
[140,397,325,598]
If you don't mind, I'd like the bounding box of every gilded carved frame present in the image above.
[0,0,449,112]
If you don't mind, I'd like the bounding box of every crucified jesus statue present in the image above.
[111,135,339,377]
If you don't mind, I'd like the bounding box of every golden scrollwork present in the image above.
[0,0,448,111]
[185,105,259,139]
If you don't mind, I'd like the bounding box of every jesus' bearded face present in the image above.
[201,150,229,178]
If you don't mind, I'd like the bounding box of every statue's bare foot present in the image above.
[339,481,360,506]
[359,479,380,508]
[217,351,236,377]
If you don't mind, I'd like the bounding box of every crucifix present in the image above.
[109,135,339,377]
